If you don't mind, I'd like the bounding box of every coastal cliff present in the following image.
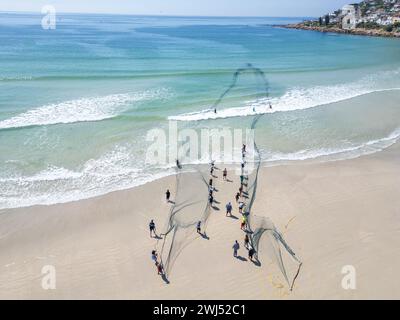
[283,0,400,39]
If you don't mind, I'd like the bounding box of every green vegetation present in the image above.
[356,21,381,29]
[296,0,400,36]
[375,0,385,10]
[384,25,393,33]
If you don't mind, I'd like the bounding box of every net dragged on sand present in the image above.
[159,165,212,277]
[159,65,302,290]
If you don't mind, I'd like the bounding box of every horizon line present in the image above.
[0,10,314,19]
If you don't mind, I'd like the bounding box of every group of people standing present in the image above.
[149,146,259,279]
[147,187,174,277]
[205,146,258,263]
[149,219,166,276]
[232,144,257,263]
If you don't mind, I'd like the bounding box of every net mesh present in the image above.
[159,65,302,290]
[245,115,302,290]
[159,165,212,277]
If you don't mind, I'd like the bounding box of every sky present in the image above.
[1,0,358,17]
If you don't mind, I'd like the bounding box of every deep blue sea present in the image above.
[1,13,400,208]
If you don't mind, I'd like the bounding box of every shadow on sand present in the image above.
[235,256,247,262]
[199,232,210,240]
[250,259,262,267]
[161,274,170,284]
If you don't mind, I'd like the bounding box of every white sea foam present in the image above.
[2,166,81,183]
[0,145,176,209]
[170,87,400,121]
[0,89,169,130]
[169,69,400,121]
[0,76,33,81]
[1,128,399,210]
[263,127,400,163]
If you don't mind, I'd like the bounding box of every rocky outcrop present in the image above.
[282,23,400,38]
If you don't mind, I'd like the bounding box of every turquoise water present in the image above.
[1,13,400,209]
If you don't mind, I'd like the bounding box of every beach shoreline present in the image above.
[1,142,399,299]
[281,24,400,38]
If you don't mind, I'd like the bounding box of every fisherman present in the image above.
[235,192,240,202]
[209,185,214,196]
[208,194,214,205]
[239,185,243,197]
[176,159,181,169]
[240,174,244,185]
[269,102,273,110]
[244,234,250,250]
[210,166,214,176]
[149,219,157,238]
[240,215,247,231]
[232,240,240,258]
[166,189,171,202]
[197,221,202,234]
[223,168,227,181]
[209,178,213,186]
[151,250,158,265]
[238,202,245,214]
[157,262,164,275]
[248,247,255,262]
[226,202,233,217]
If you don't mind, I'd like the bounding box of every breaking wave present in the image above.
[169,68,400,121]
[263,127,400,163]
[1,128,399,209]
[0,145,176,209]
[0,89,169,130]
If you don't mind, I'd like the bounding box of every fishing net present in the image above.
[249,215,302,290]
[159,64,302,290]
[245,114,302,290]
[159,164,212,277]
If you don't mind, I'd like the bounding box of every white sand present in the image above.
[0,143,399,299]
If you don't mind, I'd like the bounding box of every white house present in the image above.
[377,16,393,25]
[341,4,361,29]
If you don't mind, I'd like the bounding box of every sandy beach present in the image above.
[1,141,399,300]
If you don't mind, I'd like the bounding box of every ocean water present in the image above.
[1,13,400,209]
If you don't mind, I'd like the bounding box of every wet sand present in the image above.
[0,143,399,299]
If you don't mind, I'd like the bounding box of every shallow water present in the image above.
[0,13,400,209]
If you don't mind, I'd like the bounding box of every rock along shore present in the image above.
[281,23,400,39]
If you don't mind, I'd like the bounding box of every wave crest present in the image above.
[0,89,169,130]
[1,128,399,209]
[169,68,400,121]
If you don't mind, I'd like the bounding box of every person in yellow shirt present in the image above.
[240,215,247,231]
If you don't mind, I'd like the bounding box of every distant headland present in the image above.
[283,0,400,38]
